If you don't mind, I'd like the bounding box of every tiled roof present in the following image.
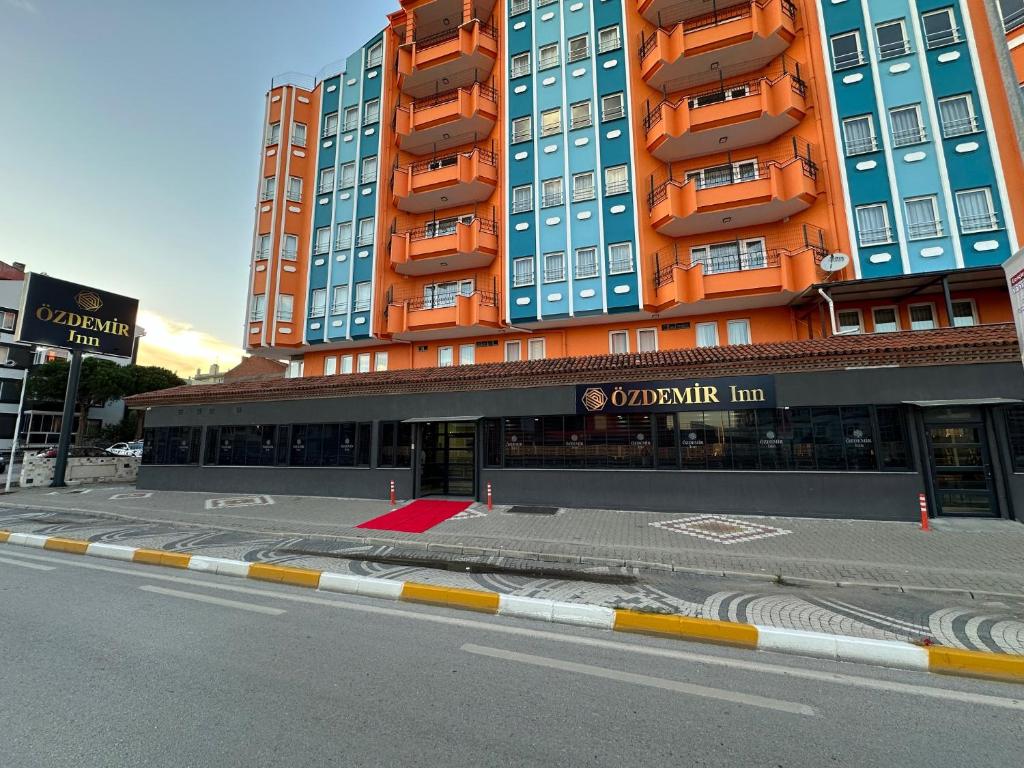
[126,323,1020,408]
[223,356,287,381]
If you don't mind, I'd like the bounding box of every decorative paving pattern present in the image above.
[110,492,154,500]
[449,507,487,521]
[649,515,791,544]
[204,495,275,510]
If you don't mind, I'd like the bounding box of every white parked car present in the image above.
[106,441,143,458]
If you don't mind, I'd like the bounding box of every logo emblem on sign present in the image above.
[581,387,608,412]
[74,291,103,312]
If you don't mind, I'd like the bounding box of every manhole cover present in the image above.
[506,506,558,515]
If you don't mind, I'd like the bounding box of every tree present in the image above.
[26,360,184,445]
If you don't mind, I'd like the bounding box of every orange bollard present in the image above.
[919,492,930,531]
[390,480,396,508]
[487,481,493,511]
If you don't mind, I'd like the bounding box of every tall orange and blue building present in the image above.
[245,0,1024,375]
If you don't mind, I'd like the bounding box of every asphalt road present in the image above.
[1,548,1022,768]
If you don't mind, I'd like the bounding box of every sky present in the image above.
[0,0,397,376]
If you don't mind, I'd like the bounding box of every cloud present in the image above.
[134,309,244,377]
[5,0,38,13]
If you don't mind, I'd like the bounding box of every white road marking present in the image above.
[0,555,55,571]
[461,644,817,717]
[138,585,285,615]
[819,598,929,634]
[6,546,1024,710]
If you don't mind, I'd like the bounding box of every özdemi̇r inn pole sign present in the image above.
[16,273,139,487]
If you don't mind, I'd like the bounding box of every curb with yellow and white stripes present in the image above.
[3,529,1023,685]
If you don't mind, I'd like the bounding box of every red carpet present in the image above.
[356,500,472,534]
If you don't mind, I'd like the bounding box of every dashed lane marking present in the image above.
[138,585,285,615]
[0,555,55,571]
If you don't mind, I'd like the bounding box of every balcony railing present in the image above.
[388,278,499,312]
[653,224,828,287]
[907,220,944,240]
[398,147,498,176]
[941,116,979,139]
[249,310,265,322]
[961,212,1000,233]
[400,82,499,113]
[309,305,326,318]
[330,302,347,315]
[409,19,498,52]
[541,192,564,207]
[313,243,330,255]
[276,310,294,322]
[286,190,303,202]
[281,249,298,261]
[394,216,498,241]
[892,125,927,148]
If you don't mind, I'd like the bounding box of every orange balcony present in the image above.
[647,228,828,311]
[392,148,498,213]
[644,71,807,162]
[390,216,499,276]
[397,18,499,98]
[647,145,821,237]
[395,84,498,156]
[385,282,501,339]
[638,0,798,91]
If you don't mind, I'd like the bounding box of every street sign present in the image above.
[16,273,139,358]
[1003,249,1024,367]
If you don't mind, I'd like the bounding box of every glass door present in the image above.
[926,420,998,517]
[417,422,476,497]
[445,423,476,497]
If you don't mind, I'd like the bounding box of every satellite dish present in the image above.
[819,252,850,273]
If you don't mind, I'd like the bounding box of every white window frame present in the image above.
[951,298,978,327]
[637,328,658,353]
[831,30,864,70]
[286,176,302,202]
[540,107,562,137]
[324,356,337,376]
[335,221,353,249]
[267,121,281,145]
[542,177,564,207]
[291,121,307,147]
[904,195,943,240]
[361,156,378,185]
[567,34,589,63]
[260,176,276,200]
[314,226,331,255]
[855,203,892,246]
[598,25,621,53]
[343,106,359,132]
[607,242,634,275]
[908,302,937,331]
[695,322,719,348]
[575,246,598,279]
[438,346,454,367]
[570,100,593,130]
[255,233,270,260]
[922,8,960,48]
[282,234,298,260]
[726,318,751,345]
[836,309,863,335]
[609,330,629,355]
[842,115,878,156]
[250,294,266,321]
[459,344,475,366]
[604,165,628,196]
[353,281,371,311]
[889,104,926,147]
[938,94,978,138]
[276,293,294,322]
[527,337,546,360]
[357,217,375,246]
[331,284,349,314]
[374,351,388,371]
[543,251,566,283]
[511,51,531,79]
[322,112,339,137]
[341,355,353,375]
[364,98,380,125]
[601,92,624,122]
[357,353,371,373]
[512,115,532,143]
[512,184,533,213]
[956,187,998,233]
[875,19,910,60]
[513,257,535,287]
[319,167,336,194]
[505,340,522,362]
[366,40,383,68]
[539,43,559,70]
[573,171,596,202]
[872,305,901,333]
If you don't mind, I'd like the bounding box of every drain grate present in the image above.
[506,505,559,515]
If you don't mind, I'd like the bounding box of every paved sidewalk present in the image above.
[3,484,1023,597]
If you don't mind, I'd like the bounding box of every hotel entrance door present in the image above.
[418,421,476,497]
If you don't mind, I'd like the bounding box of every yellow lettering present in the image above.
[703,386,719,404]
[610,387,626,407]
[657,388,672,405]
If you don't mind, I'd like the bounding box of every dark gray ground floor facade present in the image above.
[137,362,1024,522]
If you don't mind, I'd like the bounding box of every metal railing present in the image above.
[653,224,828,287]
[892,125,927,148]
[598,33,621,54]
[571,113,593,130]
[313,243,330,255]
[544,267,566,283]
[961,212,1000,233]
[541,192,564,207]
[291,135,307,148]
[398,146,498,176]
[281,249,298,261]
[410,18,498,52]
[859,227,893,247]
[309,306,326,318]
[602,105,625,122]
[605,179,629,196]
[318,181,335,194]
[399,82,499,113]
[392,215,498,242]
[845,135,879,156]
[286,190,303,202]
[941,116,978,139]
[907,221,944,240]
[387,277,499,312]
[877,38,911,60]
[567,43,590,63]
[925,24,962,48]
[275,310,294,322]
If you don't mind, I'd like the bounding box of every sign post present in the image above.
[15,274,139,488]
[1003,249,1024,367]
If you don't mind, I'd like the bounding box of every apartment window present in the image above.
[575,247,598,278]
[695,322,719,348]
[570,100,593,130]
[255,233,270,260]
[890,104,926,147]
[276,293,294,322]
[423,280,473,310]
[366,40,383,68]
[539,43,559,69]
[339,162,355,188]
[956,188,998,232]
[354,281,371,311]
[572,172,595,202]
[598,25,621,53]
[952,299,977,327]
[335,221,353,249]
[567,34,589,63]
[856,204,892,246]
[282,234,298,260]
[727,319,751,345]
[607,242,634,274]
[528,337,546,360]
[541,107,561,137]
[541,178,564,208]
[692,239,766,274]
[938,94,978,138]
[341,355,353,374]
[357,217,375,245]
[876,19,910,59]
[343,106,359,131]
[324,356,337,376]
[459,344,475,366]
[357,353,370,373]
[266,122,282,147]
[286,176,302,202]
[319,167,336,194]
[361,156,378,184]
[260,176,276,200]
[505,340,521,361]
[601,92,624,122]
[314,226,331,255]
[909,303,937,330]
[905,196,942,239]
[374,351,388,371]
[637,328,658,353]
[512,184,534,213]
[511,52,531,78]
[837,309,863,334]
[511,0,530,15]
[544,252,566,283]
[323,111,339,137]
[438,346,454,367]
[331,284,349,314]
[1000,0,1024,33]
[250,294,266,321]
[686,159,758,189]
[512,116,532,143]
[831,31,864,70]
[922,8,960,47]
[609,330,629,354]
[310,288,327,318]
[292,122,307,147]
[513,256,536,287]
[872,307,900,333]
[364,99,380,125]
[605,165,629,196]
[287,360,303,379]
[843,115,878,156]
